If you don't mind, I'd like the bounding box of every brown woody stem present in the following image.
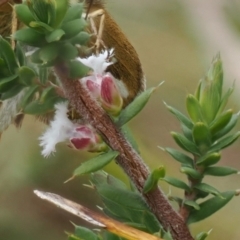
[54,62,194,240]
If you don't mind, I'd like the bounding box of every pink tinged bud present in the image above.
[100,74,123,116]
[70,137,92,150]
[70,125,108,152]
[86,79,101,98]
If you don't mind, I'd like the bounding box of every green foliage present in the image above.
[163,54,239,227]
[91,172,162,234]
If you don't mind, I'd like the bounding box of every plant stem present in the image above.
[54,62,194,240]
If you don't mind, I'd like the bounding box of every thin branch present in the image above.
[54,62,194,240]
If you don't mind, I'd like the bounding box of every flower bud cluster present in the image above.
[39,102,107,157]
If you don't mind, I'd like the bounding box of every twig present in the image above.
[54,62,194,240]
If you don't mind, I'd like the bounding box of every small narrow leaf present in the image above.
[171,132,200,155]
[14,3,35,26]
[186,94,203,123]
[143,166,166,193]
[184,200,200,210]
[15,42,26,66]
[74,225,99,240]
[194,183,222,197]
[63,3,84,23]
[164,102,193,129]
[180,167,202,179]
[195,230,212,240]
[67,60,90,78]
[196,152,221,167]
[14,28,46,47]
[163,147,193,167]
[1,84,25,100]
[187,191,236,224]
[117,87,156,126]
[45,29,65,42]
[209,131,240,152]
[212,112,239,141]
[209,109,233,135]
[204,166,239,176]
[73,151,119,176]
[192,122,211,152]
[61,19,87,39]
[18,66,36,85]
[21,85,39,108]
[0,37,18,74]
[161,177,191,191]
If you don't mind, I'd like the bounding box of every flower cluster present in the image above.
[40,50,123,157]
[39,102,107,157]
[78,50,123,116]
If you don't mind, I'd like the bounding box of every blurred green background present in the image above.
[1,0,240,239]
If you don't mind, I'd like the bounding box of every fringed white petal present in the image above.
[39,102,74,157]
[76,49,114,75]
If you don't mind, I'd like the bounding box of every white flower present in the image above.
[39,102,74,157]
[76,49,114,75]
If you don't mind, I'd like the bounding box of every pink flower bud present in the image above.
[100,73,123,116]
[86,79,101,98]
[69,125,107,152]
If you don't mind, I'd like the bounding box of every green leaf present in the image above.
[199,55,223,123]
[21,85,39,108]
[212,112,239,141]
[39,86,57,102]
[180,167,202,179]
[181,123,193,141]
[163,148,193,167]
[121,125,139,153]
[39,43,59,63]
[103,231,125,240]
[209,109,233,136]
[171,132,200,155]
[194,183,222,197]
[184,200,200,210]
[192,122,211,152]
[38,67,49,84]
[61,19,87,39]
[164,102,193,129]
[24,99,54,114]
[143,166,165,193]
[195,230,212,240]
[45,29,65,43]
[54,0,69,27]
[74,225,99,240]
[1,84,25,100]
[196,152,221,167]
[161,176,191,191]
[93,180,161,234]
[14,28,46,47]
[117,87,156,126]
[187,191,236,224]
[186,94,203,123]
[204,166,239,176]
[73,151,119,176]
[18,66,36,85]
[59,43,78,60]
[0,74,19,93]
[91,171,128,190]
[14,3,35,26]
[15,42,26,66]
[63,3,84,23]
[29,21,54,32]
[0,37,19,74]
[70,31,91,45]
[67,60,90,78]
[216,85,234,117]
[209,131,240,152]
